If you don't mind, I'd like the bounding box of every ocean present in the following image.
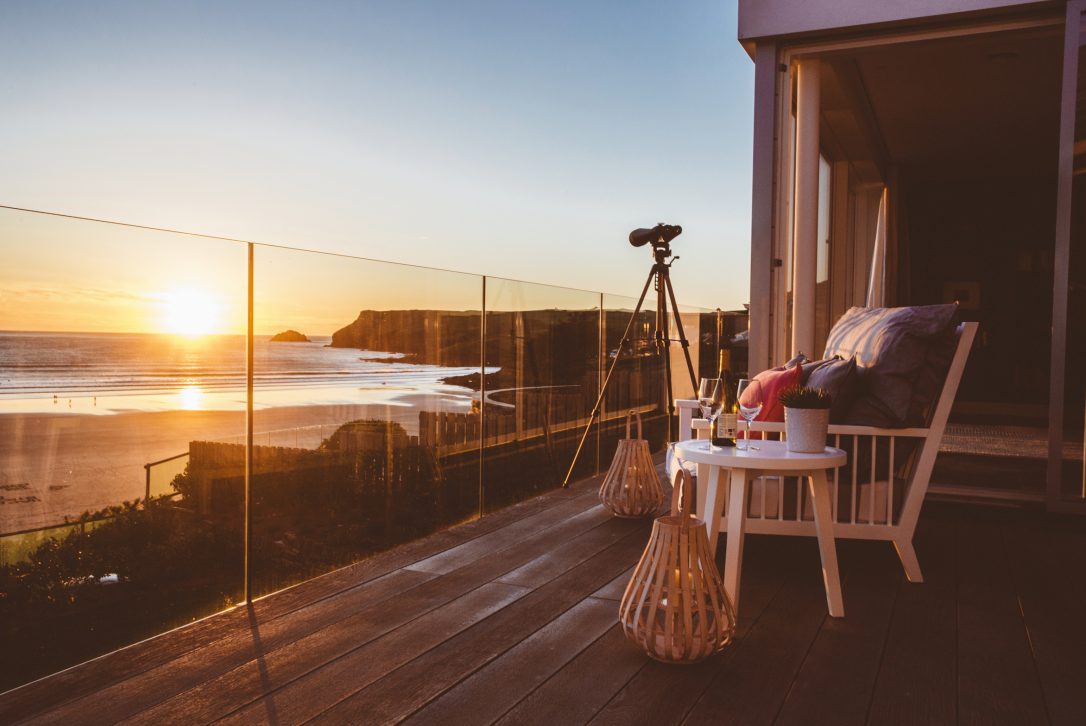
[0,331,481,414]
[0,331,483,533]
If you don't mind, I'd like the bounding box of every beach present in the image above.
[0,390,474,533]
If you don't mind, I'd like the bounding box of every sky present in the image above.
[0,0,754,334]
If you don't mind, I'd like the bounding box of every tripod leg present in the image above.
[562,267,656,486]
[654,269,676,441]
[662,330,675,441]
[664,271,699,395]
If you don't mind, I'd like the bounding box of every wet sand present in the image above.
[0,394,471,533]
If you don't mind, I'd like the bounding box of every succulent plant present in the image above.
[778,384,832,409]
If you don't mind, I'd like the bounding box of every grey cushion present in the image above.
[823,304,958,427]
[806,355,860,423]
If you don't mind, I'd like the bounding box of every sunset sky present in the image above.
[0,1,753,333]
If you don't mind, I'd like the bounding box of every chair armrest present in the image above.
[676,399,700,441]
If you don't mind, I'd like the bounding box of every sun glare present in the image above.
[160,288,222,336]
[177,384,204,410]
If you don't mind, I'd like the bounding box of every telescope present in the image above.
[629,223,682,248]
[565,219,696,485]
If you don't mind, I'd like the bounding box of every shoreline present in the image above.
[0,392,474,534]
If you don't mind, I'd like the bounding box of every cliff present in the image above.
[330,308,603,391]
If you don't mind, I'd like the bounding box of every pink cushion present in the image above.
[740,364,801,423]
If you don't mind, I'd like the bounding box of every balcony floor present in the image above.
[2,471,1085,725]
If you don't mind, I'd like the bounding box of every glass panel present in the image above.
[0,208,246,690]
[249,246,481,597]
[482,279,600,512]
[601,293,668,458]
[721,308,750,378]
[669,303,707,401]
[1057,12,1086,506]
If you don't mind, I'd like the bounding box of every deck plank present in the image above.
[588,565,635,601]
[215,582,531,725]
[1003,514,1086,726]
[310,527,651,725]
[401,596,619,725]
[406,490,600,574]
[5,486,1084,726]
[493,624,646,726]
[865,511,958,725]
[116,496,628,725]
[0,477,592,724]
[585,535,802,726]
[956,513,1049,726]
[773,540,902,726]
[678,542,837,726]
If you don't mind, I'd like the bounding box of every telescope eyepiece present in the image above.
[629,223,682,248]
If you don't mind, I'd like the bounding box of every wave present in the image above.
[0,332,477,399]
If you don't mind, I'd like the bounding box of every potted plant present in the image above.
[778,385,832,453]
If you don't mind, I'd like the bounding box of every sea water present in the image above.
[0,331,481,414]
[0,331,485,533]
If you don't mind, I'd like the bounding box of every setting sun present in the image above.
[159,288,222,336]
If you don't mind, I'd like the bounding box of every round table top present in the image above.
[673,438,847,471]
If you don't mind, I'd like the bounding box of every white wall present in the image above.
[739,0,1037,41]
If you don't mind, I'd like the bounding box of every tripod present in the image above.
[563,236,699,486]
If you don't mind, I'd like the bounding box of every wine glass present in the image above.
[697,377,724,450]
[736,378,763,451]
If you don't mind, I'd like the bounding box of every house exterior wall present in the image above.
[739,0,1044,41]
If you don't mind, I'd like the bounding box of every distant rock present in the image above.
[270,330,310,343]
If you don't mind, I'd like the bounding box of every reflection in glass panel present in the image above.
[601,293,669,460]
[0,209,246,690]
[482,280,600,511]
[669,304,712,402]
[249,246,481,597]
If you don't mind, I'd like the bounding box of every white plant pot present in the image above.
[785,408,830,453]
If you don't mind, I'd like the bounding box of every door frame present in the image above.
[1048,0,1086,514]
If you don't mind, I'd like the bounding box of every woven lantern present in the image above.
[598,410,665,518]
[619,469,736,663]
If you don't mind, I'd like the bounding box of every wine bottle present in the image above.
[712,348,738,447]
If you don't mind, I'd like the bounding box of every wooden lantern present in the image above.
[619,469,736,663]
[598,410,665,518]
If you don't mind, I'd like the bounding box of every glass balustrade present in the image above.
[0,207,247,691]
[482,279,601,511]
[248,245,483,597]
[0,206,729,689]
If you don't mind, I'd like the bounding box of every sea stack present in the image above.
[270,329,310,342]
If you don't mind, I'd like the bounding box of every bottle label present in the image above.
[719,414,738,438]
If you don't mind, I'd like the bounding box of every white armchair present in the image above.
[674,322,978,582]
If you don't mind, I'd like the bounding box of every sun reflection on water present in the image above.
[178,384,204,410]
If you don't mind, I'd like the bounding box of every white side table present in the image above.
[672,439,848,618]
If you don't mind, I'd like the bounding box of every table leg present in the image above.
[807,469,844,617]
[695,461,709,524]
[722,468,748,617]
[702,466,725,554]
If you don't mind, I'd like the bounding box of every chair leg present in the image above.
[893,538,924,583]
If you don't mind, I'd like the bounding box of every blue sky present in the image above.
[0,0,753,317]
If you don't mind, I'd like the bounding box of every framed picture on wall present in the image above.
[943,281,981,310]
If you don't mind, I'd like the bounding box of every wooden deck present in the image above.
[2,470,1085,726]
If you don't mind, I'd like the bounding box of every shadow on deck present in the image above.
[2,468,1085,725]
